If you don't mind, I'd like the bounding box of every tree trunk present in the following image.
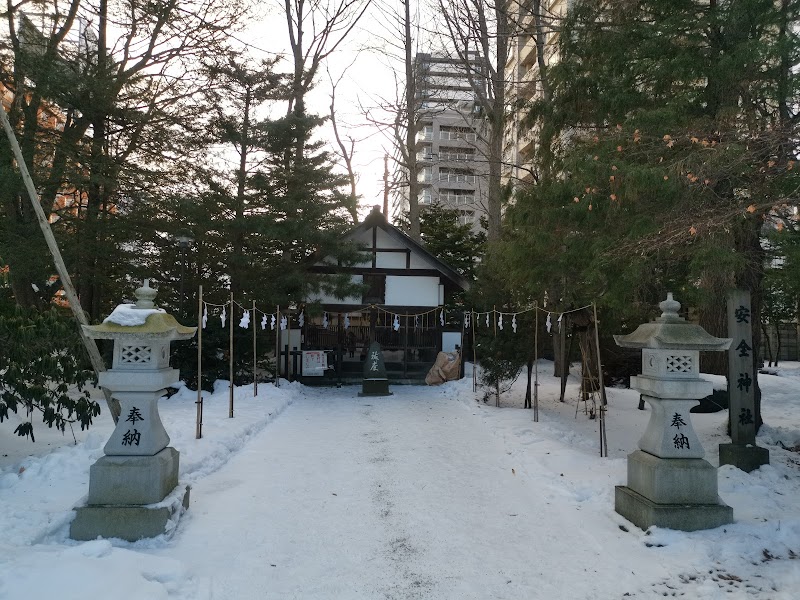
[761,323,773,367]
[231,85,251,296]
[525,359,533,409]
[404,0,420,240]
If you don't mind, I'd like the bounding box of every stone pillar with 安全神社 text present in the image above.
[719,290,769,473]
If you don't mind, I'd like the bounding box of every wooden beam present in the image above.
[0,103,121,423]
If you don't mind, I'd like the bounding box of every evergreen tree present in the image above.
[498,0,800,428]
[397,203,486,280]
[762,219,800,364]
[0,0,246,317]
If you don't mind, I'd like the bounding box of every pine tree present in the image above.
[0,0,246,316]
[500,0,800,427]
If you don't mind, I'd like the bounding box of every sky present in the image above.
[239,1,435,220]
[1,360,799,599]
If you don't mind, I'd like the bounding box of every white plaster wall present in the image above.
[385,276,439,306]
[375,228,407,249]
[376,252,406,268]
[442,332,462,353]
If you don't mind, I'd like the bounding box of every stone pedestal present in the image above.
[614,450,732,531]
[88,447,179,505]
[615,486,733,532]
[719,443,770,474]
[71,485,190,542]
[360,378,392,397]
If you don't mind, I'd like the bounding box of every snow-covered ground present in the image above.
[0,362,798,599]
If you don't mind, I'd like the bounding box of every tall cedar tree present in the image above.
[497,0,800,429]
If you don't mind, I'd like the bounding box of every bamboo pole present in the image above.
[196,285,203,439]
[275,305,281,387]
[0,105,121,423]
[534,305,539,423]
[229,291,234,418]
[253,299,258,398]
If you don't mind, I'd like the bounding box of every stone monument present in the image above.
[360,341,392,397]
[70,280,196,541]
[719,290,769,472]
[613,293,734,531]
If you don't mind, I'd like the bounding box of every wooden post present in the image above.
[592,303,607,405]
[383,154,389,216]
[472,310,477,393]
[459,312,465,380]
[0,105,121,423]
[534,305,539,423]
[229,291,234,418]
[592,303,608,456]
[196,285,203,439]
[493,305,499,407]
[559,313,568,402]
[275,305,280,387]
[403,313,409,378]
[253,300,258,397]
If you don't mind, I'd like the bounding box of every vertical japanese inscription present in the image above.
[670,412,690,450]
[727,290,756,446]
[121,406,144,447]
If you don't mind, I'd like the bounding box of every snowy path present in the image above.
[162,388,664,599]
[2,367,798,600]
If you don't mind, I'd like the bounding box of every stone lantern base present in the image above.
[719,443,770,474]
[70,447,190,542]
[615,450,733,532]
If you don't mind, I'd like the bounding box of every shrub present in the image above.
[0,307,99,441]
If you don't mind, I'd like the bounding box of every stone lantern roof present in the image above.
[613,293,731,351]
[82,279,196,341]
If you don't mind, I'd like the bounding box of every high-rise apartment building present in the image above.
[504,1,570,187]
[394,52,488,233]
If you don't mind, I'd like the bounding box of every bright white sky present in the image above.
[240,3,407,220]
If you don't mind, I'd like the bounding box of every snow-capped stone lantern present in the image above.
[613,293,734,531]
[70,279,196,542]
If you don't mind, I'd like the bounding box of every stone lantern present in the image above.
[70,280,196,541]
[613,293,733,531]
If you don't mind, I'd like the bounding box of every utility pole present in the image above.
[383,154,389,216]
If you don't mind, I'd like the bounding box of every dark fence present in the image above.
[761,323,799,363]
